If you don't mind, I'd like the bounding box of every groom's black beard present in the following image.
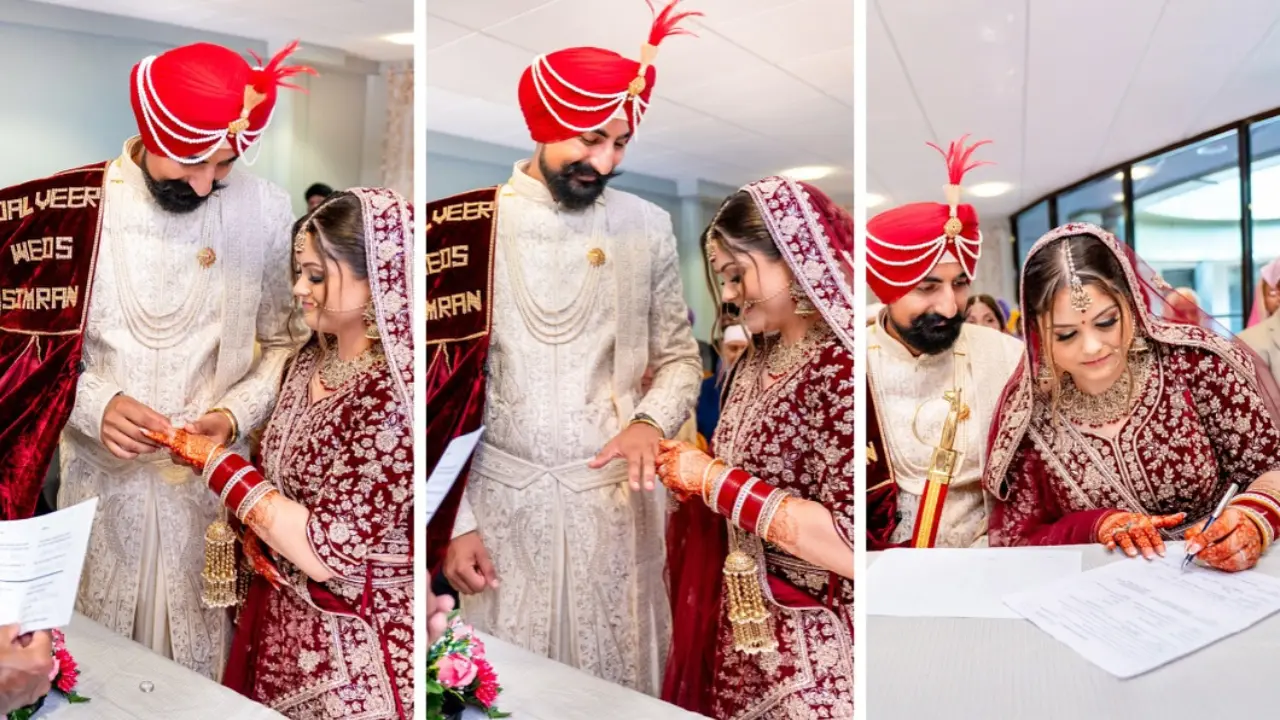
[891,311,965,355]
[540,155,620,211]
[140,152,225,214]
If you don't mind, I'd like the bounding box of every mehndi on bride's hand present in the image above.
[655,440,718,502]
[144,427,221,471]
[1096,511,1186,559]
[1184,507,1264,572]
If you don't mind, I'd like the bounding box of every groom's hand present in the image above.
[102,395,172,459]
[590,422,663,491]
[444,532,499,595]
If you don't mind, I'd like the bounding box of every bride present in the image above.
[157,188,414,718]
[984,222,1280,572]
[656,176,853,719]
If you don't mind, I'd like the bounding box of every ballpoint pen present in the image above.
[1182,482,1239,570]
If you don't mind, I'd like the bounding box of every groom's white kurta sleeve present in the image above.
[633,204,702,437]
[215,186,308,433]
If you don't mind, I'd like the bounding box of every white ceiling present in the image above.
[869,0,1280,220]
[29,0,413,61]
[426,0,854,204]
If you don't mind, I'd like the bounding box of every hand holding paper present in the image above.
[0,500,98,634]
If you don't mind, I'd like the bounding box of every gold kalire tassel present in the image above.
[202,508,238,608]
[723,549,778,655]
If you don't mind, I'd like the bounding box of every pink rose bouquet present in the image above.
[426,611,509,720]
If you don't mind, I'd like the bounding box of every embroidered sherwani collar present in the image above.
[113,137,149,195]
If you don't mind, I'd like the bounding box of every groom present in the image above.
[427,0,703,694]
[865,137,1023,549]
[0,41,310,679]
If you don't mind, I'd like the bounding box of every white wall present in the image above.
[0,0,390,218]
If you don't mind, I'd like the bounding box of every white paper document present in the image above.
[0,498,98,633]
[867,548,1083,619]
[425,426,484,523]
[1003,542,1280,678]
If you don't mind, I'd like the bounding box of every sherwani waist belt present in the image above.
[471,442,629,493]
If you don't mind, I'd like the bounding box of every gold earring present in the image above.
[790,282,817,317]
[363,303,380,340]
[1038,338,1054,382]
[1130,334,1149,354]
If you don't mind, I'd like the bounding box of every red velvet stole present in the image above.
[866,375,900,550]
[425,187,499,576]
[0,163,107,520]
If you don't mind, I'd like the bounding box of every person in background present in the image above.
[1247,257,1280,328]
[1239,261,1280,386]
[1163,286,1204,325]
[964,293,1008,333]
[304,182,333,211]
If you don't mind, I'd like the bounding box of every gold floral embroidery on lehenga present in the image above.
[245,345,414,719]
[999,342,1280,540]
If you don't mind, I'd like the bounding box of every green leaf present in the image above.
[66,691,91,704]
[486,710,513,719]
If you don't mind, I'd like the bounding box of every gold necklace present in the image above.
[318,343,384,391]
[1060,350,1154,428]
[765,322,831,377]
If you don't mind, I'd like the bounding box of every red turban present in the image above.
[130,40,315,164]
[517,0,702,144]
[867,136,992,304]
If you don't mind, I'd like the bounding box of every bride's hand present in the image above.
[1096,511,1186,559]
[655,440,716,501]
[145,427,220,471]
[1184,507,1263,572]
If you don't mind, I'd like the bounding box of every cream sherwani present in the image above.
[57,139,303,679]
[452,162,702,695]
[867,318,1022,547]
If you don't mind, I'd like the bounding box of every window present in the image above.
[1058,173,1126,241]
[1132,130,1243,332]
[1014,201,1050,269]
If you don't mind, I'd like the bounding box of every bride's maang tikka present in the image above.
[1062,239,1092,313]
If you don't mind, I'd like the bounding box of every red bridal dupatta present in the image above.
[663,176,855,717]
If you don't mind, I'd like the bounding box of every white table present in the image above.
[44,614,282,719]
[868,545,1280,719]
[477,632,708,719]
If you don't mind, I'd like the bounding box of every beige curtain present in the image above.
[381,62,413,197]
